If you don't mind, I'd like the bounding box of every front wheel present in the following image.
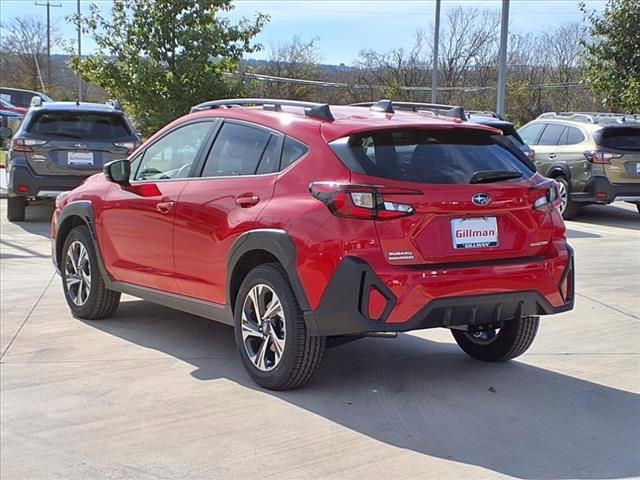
[451,316,540,362]
[61,225,121,319]
[234,264,326,390]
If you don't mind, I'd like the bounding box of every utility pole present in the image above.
[77,0,82,101]
[496,0,510,118]
[35,1,62,89]
[431,0,441,104]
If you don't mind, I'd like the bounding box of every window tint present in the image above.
[256,135,280,174]
[559,126,584,146]
[347,129,533,184]
[202,123,272,177]
[518,123,545,144]
[596,127,640,151]
[537,123,566,146]
[281,136,308,169]
[27,111,132,140]
[135,122,212,181]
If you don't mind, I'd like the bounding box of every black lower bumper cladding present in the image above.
[305,249,574,337]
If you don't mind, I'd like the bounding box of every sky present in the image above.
[0,0,607,65]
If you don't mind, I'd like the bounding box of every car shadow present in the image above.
[83,299,640,480]
[565,228,600,239]
[9,200,55,239]
[570,203,639,231]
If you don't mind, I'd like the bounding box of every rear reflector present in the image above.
[309,182,421,220]
[17,185,29,192]
[368,286,387,321]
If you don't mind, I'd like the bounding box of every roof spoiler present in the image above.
[106,99,122,111]
[351,100,466,120]
[190,98,335,122]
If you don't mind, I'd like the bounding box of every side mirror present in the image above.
[0,126,13,139]
[104,159,131,186]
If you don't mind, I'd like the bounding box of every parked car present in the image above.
[0,87,52,109]
[6,99,139,221]
[51,99,574,390]
[0,110,23,148]
[466,111,536,163]
[0,98,27,115]
[519,112,640,218]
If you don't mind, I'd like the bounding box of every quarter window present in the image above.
[281,136,308,169]
[202,122,273,177]
[135,122,212,181]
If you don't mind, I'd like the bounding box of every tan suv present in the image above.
[519,113,640,218]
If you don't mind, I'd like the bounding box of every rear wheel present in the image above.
[451,316,539,362]
[234,263,326,390]
[555,176,579,220]
[7,196,26,222]
[61,225,120,319]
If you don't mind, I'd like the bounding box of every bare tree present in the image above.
[0,16,56,91]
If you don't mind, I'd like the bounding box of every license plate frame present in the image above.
[451,216,499,249]
[68,151,94,166]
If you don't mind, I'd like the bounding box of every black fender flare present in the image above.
[227,229,318,334]
[546,162,571,181]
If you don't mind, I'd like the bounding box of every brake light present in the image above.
[309,182,420,220]
[584,150,622,164]
[114,141,139,155]
[11,138,48,152]
[532,180,562,213]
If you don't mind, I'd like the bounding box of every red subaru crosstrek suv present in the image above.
[51,99,574,390]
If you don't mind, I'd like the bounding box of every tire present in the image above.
[7,196,26,222]
[554,176,579,220]
[234,263,326,390]
[61,225,121,319]
[451,316,540,362]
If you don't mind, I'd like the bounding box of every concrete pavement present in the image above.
[1,200,639,479]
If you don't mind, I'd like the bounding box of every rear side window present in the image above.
[537,123,566,145]
[27,111,132,140]
[202,122,273,177]
[346,129,533,184]
[596,127,640,151]
[281,136,308,169]
[558,126,585,146]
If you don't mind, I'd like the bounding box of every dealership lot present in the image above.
[1,200,638,479]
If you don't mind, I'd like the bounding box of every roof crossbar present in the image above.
[351,100,466,120]
[190,98,335,121]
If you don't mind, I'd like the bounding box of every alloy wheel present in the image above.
[557,180,568,215]
[241,284,286,371]
[64,240,91,306]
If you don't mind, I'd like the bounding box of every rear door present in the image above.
[23,110,134,176]
[344,127,556,266]
[100,120,216,292]
[595,126,640,184]
[173,120,283,303]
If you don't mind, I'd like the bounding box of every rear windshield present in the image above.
[345,129,534,184]
[596,127,640,151]
[26,111,132,140]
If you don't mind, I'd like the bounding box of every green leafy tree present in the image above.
[580,0,640,111]
[69,0,268,135]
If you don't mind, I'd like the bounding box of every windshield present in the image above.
[345,128,534,184]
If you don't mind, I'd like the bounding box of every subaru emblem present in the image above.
[472,193,492,206]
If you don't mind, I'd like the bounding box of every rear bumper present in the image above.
[305,245,574,336]
[572,175,640,204]
[8,164,87,198]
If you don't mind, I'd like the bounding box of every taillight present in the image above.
[309,182,420,220]
[114,141,139,155]
[532,180,562,213]
[11,138,48,152]
[584,150,622,164]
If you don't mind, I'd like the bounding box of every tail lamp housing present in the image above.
[11,138,48,152]
[309,182,421,220]
[532,180,562,213]
[584,150,621,164]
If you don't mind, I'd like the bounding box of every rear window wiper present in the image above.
[37,131,83,139]
[470,170,523,184]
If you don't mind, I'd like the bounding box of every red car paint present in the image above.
[51,104,573,332]
[0,98,27,115]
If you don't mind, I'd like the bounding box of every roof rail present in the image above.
[351,100,466,120]
[537,111,640,124]
[190,98,335,121]
[106,99,122,111]
[466,110,503,120]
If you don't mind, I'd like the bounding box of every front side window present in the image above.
[135,122,212,181]
[537,123,566,146]
[518,123,545,145]
[202,122,273,177]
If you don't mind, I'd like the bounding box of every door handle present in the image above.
[236,194,260,207]
[548,153,557,159]
[156,201,175,214]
